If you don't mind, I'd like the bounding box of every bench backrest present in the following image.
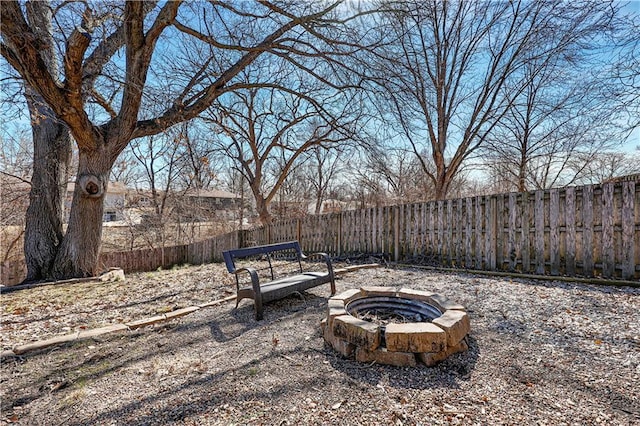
[222,241,303,273]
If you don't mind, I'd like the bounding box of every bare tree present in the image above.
[482,61,623,191]
[109,149,141,188]
[173,122,222,191]
[1,0,361,280]
[606,8,640,132]
[302,145,349,215]
[572,151,640,184]
[0,130,32,263]
[128,130,189,248]
[365,0,620,199]
[206,64,365,224]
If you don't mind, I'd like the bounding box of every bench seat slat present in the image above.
[239,272,330,303]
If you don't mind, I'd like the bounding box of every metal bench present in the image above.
[222,241,336,320]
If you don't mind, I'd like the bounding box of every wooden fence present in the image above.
[1,231,239,286]
[1,181,638,285]
[245,181,639,280]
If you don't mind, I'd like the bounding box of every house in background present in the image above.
[65,181,128,223]
[174,188,243,221]
[126,187,244,224]
[308,198,348,215]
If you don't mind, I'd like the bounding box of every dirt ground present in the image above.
[1,263,639,425]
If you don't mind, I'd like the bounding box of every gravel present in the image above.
[1,263,639,425]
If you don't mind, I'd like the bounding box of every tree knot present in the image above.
[78,174,104,198]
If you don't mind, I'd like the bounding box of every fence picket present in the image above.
[565,187,576,276]
[601,183,615,278]
[550,189,560,275]
[582,185,594,277]
[456,198,463,267]
[621,181,636,279]
[495,195,503,270]
[521,192,531,273]
[534,191,545,274]
[475,197,483,269]
[508,193,517,271]
[465,197,473,268]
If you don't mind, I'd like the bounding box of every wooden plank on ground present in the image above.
[11,324,130,355]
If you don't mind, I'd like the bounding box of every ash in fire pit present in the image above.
[321,287,470,367]
[347,296,442,324]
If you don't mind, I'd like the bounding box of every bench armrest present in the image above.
[301,252,336,295]
[302,251,333,270]
[233,267,266,320]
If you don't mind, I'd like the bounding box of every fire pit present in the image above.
[321,287,470,367]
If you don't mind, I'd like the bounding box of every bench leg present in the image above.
[254,297,264,321]
[251,274,264,321]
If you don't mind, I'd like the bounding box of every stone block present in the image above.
[396,288,436,301]
[385,322,446,353]
[360,286,397,297]
[430,293,465,311]
[418,339,468,367]
[330,288,362,304]
[327,306,348,329]
[332,315,380,351]
[99,268,125,282]
[322,319,355,358]
[432,310,470,347]
[327,298,345,310]
[356,346,416,367]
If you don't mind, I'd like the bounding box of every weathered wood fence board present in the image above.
[1,231,240,285]
[2,181,638,286]
[244,181,637,280]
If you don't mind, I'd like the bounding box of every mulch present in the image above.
[1,263,638,425]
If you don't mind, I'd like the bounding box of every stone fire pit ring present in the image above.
[321,286,470,367]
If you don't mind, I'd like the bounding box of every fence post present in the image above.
[489,195,497,270]
[239,229,249,248]
[337,213,342,257]
[393,205,400,262]
[621,181,636,279]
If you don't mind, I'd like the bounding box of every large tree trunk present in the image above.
[253,191,273,225]
[434,169,451,201]
[51,150,111,278]
[21,0,73,283]
[23,90,72,283]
